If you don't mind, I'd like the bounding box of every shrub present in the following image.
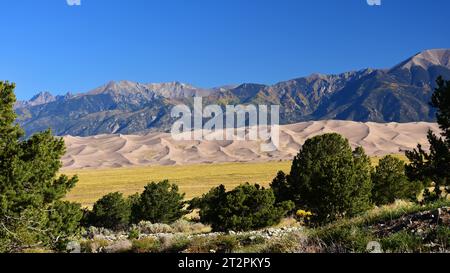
[296,210,313,225]
[312,224,374,253]
[185,237,214,253]
[186,235,239,253]
[161,235,190,253]
[88,192,131,230]
[46,201,83,250]
[213,235,240,253]
[131,180,186,224]
[170,219,193,233]
[380,231,424,253]
[128,227,140,240]
[80,238,110,253]
[136,222,173,234]
[432,226,450,250]
[191,183,294,232]
[131,237,161,253]
[260,233,305,253]
[279,133,373,225]
[372,155,421,205]
[171,219,210,234]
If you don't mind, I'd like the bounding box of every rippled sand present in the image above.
[62,120,439,170]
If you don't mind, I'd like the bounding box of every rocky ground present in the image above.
[372,207,449,237]
[73,224,305,253]
[68,206,450,253]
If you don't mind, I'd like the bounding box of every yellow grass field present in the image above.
[63,161,292,207]
[63,154,409,207]
[370,154,409,165]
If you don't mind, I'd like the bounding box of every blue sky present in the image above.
[1,0,449,100]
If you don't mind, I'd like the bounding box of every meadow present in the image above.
[63,155,409,207]
[63,161,292,207]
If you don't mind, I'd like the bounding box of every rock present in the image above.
[366,241,383,253]
[66,241,81,253]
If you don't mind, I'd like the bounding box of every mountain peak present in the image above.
[29,91,56,105]
[394,49,450,70]
[88,80,144,95]
[147,81,196,91]
[14,91,56,109]
[86,80,213,99]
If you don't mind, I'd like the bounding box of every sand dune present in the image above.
[61,120,440,170]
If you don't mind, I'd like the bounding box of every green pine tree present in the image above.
[406,76,450,200]
[283,133,373,225]
[372,155,421,205]
[0,82,79,252]
[88,192,131,230]
[191,183,293,232]
[131,180,186,224]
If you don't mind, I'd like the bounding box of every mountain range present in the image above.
[15,49,450,137]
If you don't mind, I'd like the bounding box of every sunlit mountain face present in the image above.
[15,49,450,137]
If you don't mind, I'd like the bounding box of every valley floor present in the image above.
[63,161,292,207]
[63,156,408,207]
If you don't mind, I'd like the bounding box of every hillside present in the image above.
[74,200,450,253]
[15,49,450,137]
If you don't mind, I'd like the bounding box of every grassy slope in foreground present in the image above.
[77,199,449,253]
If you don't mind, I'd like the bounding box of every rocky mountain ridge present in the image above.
[15,49,450,137]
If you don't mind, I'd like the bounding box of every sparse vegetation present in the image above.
[131,237,161,253]
[380,231,424,253]
[307,200,450,253]
[70,199,450,254]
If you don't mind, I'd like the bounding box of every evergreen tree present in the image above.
[406,76,450,200]
[351,146,374,212]
[88,192,131,230]
[0,81,79,252]
[281,133,373,224]
[191,183,294,232]
[433,77,450,143]
[270,171,291,203]
[131,180,186,224]
[372,156,421,205]
[46,201,83,250]
[127,193,141,224]
[189,185,228,230]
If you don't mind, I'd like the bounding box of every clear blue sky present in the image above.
[1,0,449,100]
